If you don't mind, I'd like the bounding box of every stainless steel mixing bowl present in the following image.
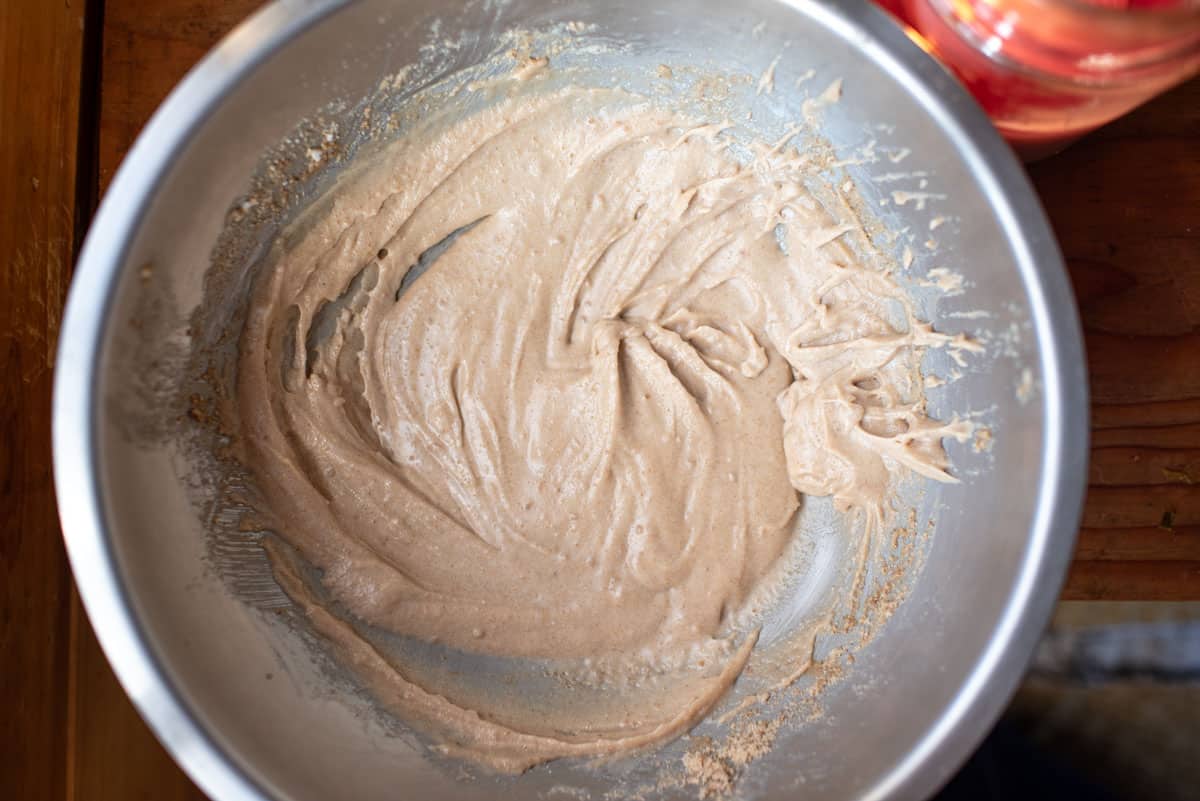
[54,1,1088,799]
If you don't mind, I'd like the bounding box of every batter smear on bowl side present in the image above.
[237,87,967,771]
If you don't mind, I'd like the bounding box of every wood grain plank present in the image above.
[1093,398,1200,430]
[1086,334,1200,406]
[1075,527,1200,562]
[69,3,268,798]
[1092,423,1200,449]
[0,0,88,799]
[69,3,1200,797]
[1063,561,1200,601]
[1089,447,1200,487]
[71,623,212,801]
[1081,486,1200,529]
[1031,78,1200,601]
[99,0,267,191]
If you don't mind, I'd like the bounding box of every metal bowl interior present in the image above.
[54,1,1088,800]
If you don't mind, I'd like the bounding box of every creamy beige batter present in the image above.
[237,87,963,771]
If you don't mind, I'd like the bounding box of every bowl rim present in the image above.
[52,1,1089,800]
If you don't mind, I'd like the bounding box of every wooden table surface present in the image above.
[2,0,1198,798]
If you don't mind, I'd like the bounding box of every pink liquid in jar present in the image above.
[876,0,1200,159]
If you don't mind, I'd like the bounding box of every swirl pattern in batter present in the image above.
[237,88,962,770]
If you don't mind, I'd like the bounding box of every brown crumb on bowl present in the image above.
[681,718,782,799]
[973,427,993,452]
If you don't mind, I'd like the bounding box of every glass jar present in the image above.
[881,0,1200,159]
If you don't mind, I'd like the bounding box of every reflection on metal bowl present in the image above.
[54,1,1088,800]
